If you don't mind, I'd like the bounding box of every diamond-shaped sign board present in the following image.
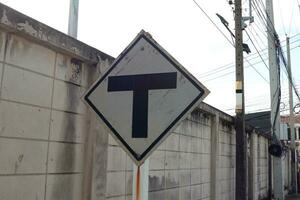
[84,30,209,165]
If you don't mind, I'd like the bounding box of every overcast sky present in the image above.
[1,0,299,115]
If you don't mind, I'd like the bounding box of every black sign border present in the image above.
[85,33,205,162]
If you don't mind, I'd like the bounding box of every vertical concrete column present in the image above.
[248,132,257,200]
[82,111,109,200]
[91,119,109,200]
[82,110,95,200]
[210,114,219,200]
[82,64,109,200]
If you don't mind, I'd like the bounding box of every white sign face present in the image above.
[84,30,209,165]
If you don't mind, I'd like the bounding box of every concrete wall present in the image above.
[250,134,269,200]
[215,118,235,200]
[0,27,116,200]
[0,3,280,200]
[0,29,88,200]
[0,4,114,199]
[105,109,211,200]
[104,106,271,200]
[105,109,213,200]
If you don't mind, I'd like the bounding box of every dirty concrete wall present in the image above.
[0,27,111,200]
[0,4,274,200]
[251,134,269,200]
[105,109,265,200]
[105,108,272,200]
[0,27,272,200]
[147,110,212,200]
[105,109,212,200]
[215,119,235,200]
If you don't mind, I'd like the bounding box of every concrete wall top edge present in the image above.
[198,102,234,122]
[198,102,270,139]
[0,2,115,65]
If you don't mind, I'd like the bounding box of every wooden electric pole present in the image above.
[235,0,247,199]
[287,36,297,193]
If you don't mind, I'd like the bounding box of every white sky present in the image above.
[1,0,300,115]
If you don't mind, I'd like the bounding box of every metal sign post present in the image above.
[68,0,79,38]
[132,159,149,200]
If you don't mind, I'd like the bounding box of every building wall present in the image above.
[0,30,93,200]
[254,135,269,200]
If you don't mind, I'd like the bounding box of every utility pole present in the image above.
[68,0,79,38]
[266,0,284,199]
[287,36,297,193]
[235,0,247,199]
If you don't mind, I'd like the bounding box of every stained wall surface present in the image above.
[0,3,278,200]
[0,30,90,200]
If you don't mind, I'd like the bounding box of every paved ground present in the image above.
[285,194,300,200]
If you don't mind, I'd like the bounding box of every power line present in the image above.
[244,57,269,83]
[192,0,271,83]
[281,59,300,102]
[245,29,269,70]
[192,0,234,46]
[202,58,269,82]
[198,33,300,78]
[249,24,267,49]
[243,85,300,107]
[275,35,300,103]
[192,0,300,94]
[252,0,278,44]
[252,13,268,38]
[252,0,272,32]
[201,42,300,81]
[224,106,290,114]
[223,85,300,114]
[198,62,234,77]
[257,0,277,33]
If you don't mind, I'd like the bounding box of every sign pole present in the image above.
[132,159,149,200]
[68,0,79,38]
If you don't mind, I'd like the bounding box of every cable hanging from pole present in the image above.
[245,29,269,70]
